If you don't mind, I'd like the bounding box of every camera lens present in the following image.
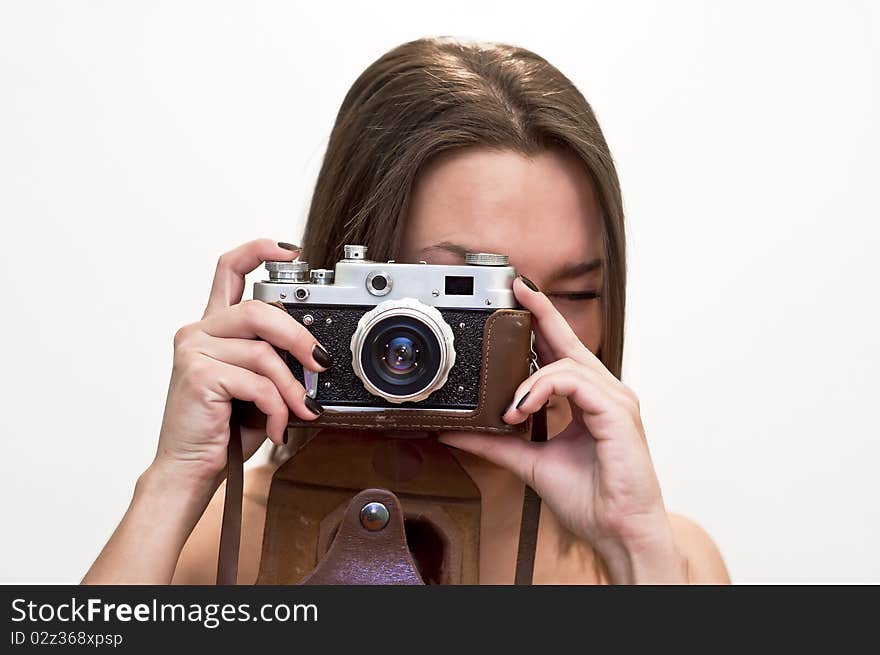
[383,336,418,374]
[361,317,441,397]
[350,298,456,404]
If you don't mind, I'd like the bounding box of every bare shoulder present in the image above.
[668,512,731,584]
[171,463,277,585]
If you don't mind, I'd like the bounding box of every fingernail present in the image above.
[312,343,332,369]
[267,300,287,311]
[515,391,531,410]
[304,394,324,416]
[518,275,540,292]
[278,242,301,252]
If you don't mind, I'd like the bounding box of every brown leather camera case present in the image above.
[221,308,536,585]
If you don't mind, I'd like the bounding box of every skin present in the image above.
[83,146,730,585]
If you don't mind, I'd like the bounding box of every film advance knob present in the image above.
[265,260,310,283]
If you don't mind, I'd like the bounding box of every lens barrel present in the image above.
[350,298,456,403]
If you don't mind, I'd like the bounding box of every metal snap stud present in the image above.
[359,502,390,531]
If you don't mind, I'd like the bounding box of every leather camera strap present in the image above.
[514,403,546,585]
[216,403,244,585]
[216,404,547,585]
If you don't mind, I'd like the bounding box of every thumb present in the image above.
[437,432,539,487]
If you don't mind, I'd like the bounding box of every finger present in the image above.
[532,322,634,409]
[519,354,623,404]
[213,360,289,444]
[502,364,621,431]
[203,239,301,318]
[513,277,600,370]
[437,432,540,487]
[503,357,592,415]
[201,299,330,372]
[199,336,324,422]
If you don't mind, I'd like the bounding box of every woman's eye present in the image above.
[548,290,602,301]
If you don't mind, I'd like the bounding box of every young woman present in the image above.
[83,37,729,585]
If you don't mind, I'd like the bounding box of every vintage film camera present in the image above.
[253,245,533,433]
[219,245,539,586]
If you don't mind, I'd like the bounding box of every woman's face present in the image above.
[399,146,605,420]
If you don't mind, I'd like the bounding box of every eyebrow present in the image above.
[421,242,470,258]
[421,241,603,280]
[552,258,603,279]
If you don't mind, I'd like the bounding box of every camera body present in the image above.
[251,245,533,433]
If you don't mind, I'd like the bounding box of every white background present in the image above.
[1,1,878,584]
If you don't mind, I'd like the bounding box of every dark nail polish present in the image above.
[518,275,539,292]
[312,343,332,368]
[278,242,301,252]
[304,394,324,416]
[283,430,289,445]
[515,391,531,410]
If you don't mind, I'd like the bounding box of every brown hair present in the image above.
[279,38,627,460]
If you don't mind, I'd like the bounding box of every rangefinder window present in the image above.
[444,275,474,296]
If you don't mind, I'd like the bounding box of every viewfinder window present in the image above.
[444,276,474,296]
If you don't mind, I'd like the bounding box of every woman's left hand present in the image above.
[438,277,687,584]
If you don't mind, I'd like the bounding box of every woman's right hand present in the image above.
[151,238,331,491]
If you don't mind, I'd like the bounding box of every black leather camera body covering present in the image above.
[283,306,531,434]
[284,304,487,409]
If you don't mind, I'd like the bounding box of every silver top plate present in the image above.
[254,259,518,309]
